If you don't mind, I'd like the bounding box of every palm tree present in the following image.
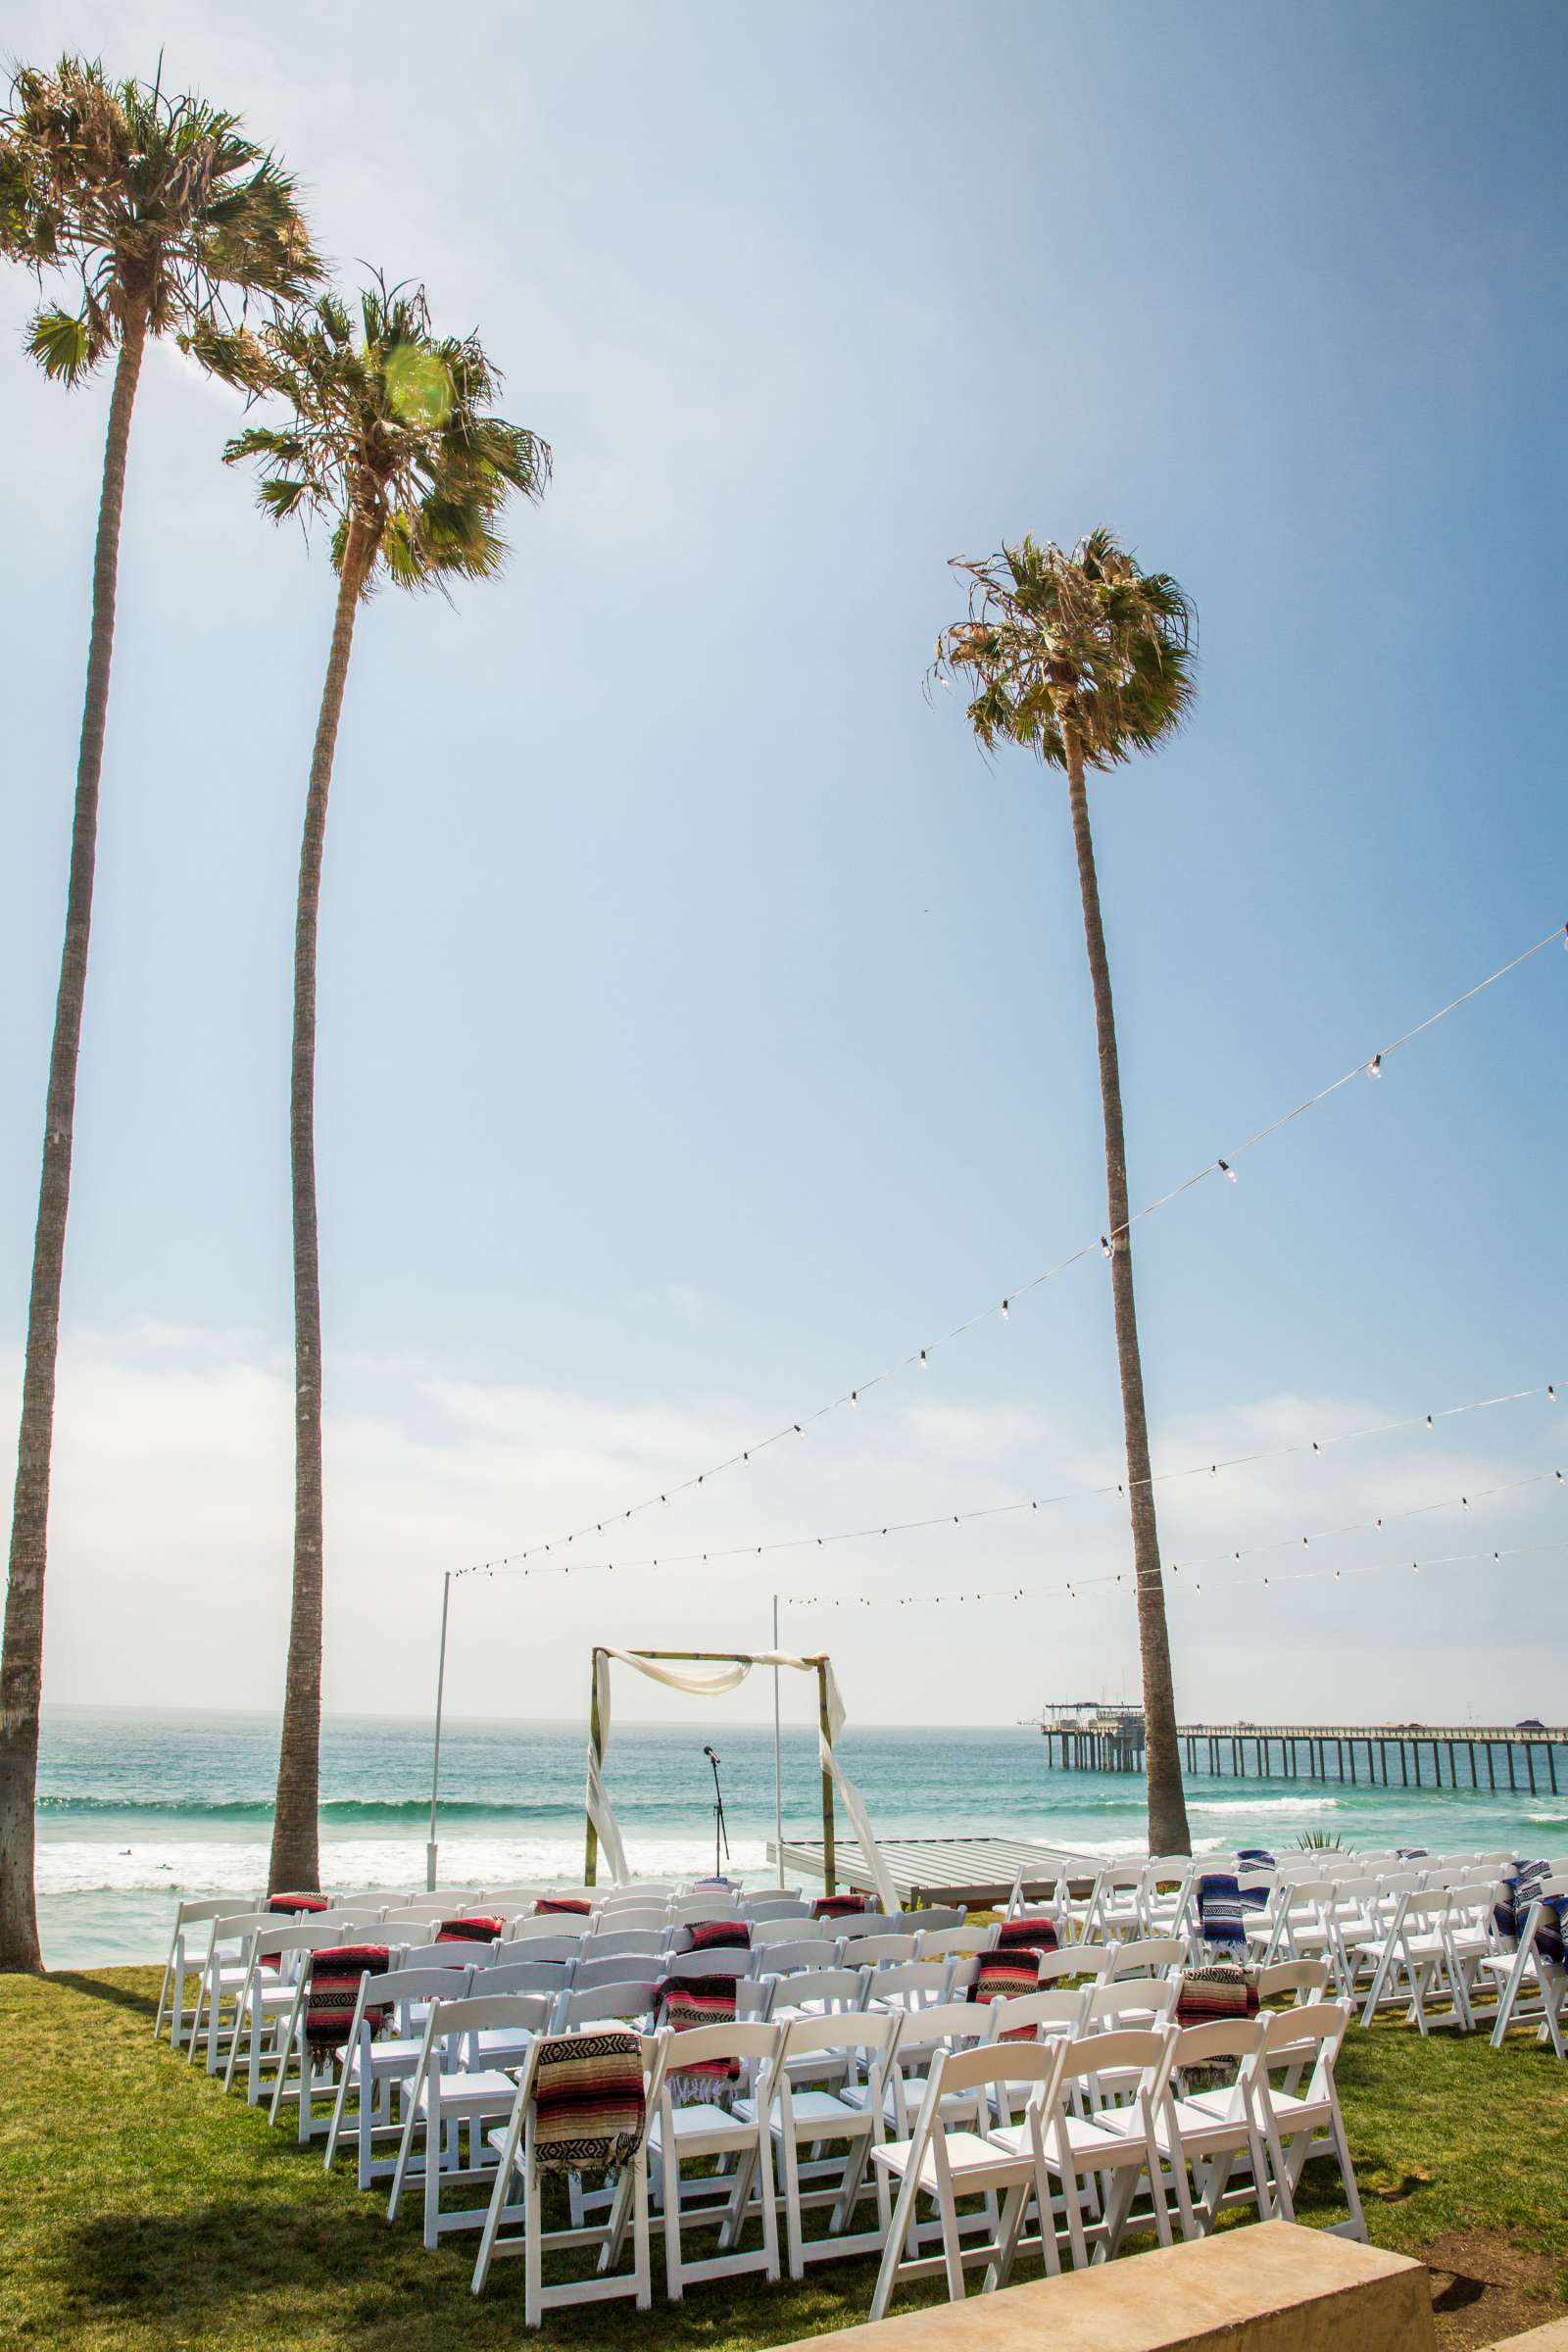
[0,57,317,1973]
[934,529,1197,1854]
[216,281,550,1893]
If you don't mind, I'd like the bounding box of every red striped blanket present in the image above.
[1175,1964,1259,2027]
[436,1916,504,1943]
[687,1918,751,1952]
[965,1948,1041,2035]
[655,1974,741,2085]
[534,1897,593,1916]
[812,1895,868,1920]
[531,2029,646,2172]
[996,1915,1059,1955]
[304,1944,391,2048]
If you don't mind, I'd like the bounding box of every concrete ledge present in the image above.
[771,2223,1434,2351]
[1485,2323,1568,2349]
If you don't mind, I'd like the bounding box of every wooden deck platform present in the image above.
[769,1833,1099,1908]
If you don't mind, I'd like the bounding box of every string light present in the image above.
[1218,1159,1238,1183]
[447,923,1560,1581]
[451,1377,1558,1583]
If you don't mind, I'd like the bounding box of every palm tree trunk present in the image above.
[268,518,374,1897]
[1060,712,1192,1855]
[0,308,150,1973]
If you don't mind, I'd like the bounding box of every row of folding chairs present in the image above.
[156,1892,974,2072]
[297,1959,1361,2326]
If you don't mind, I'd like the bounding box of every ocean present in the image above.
[35,1704,1568,1970]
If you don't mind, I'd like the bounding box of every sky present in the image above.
[2,0,1564,1740]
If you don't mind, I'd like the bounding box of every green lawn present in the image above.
[3,1967,1567,2349]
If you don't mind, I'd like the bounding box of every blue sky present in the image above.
[2,0,1564,1730]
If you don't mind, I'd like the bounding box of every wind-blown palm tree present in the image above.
[0,57,317,1973]
[215,281,550,1892]
[934,529,1197,1854]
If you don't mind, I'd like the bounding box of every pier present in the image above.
[1040,1715,1568,1794]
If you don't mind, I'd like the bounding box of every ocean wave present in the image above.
[36,1794,564,1824]
[1188,1796,1340,1816]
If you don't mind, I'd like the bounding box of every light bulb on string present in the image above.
[1218,1158,1238,1183]
[918,1349,928,1370]
[1002,1298,1010,1319]
[1101,1237,1113,1259]
[1367,1054,1383,1078]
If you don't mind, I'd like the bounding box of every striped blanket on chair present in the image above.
[437,1915,504,1943]
[1197,1873,1270,1957]
[304,1944,391,2048]
[268,1891,328,1914]
[812,1894,868,1920]
[534,1896,593,1916]
[654,1974,742,2093]
[1176,1963,1259,2027]
[966,1947,1042,2032]
[1494,1861,1567,1966]
[686,1919,750,1952]
[996,1916,1059,1956]
[531,2029,647,2172]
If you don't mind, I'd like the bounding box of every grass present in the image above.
[3,1968,1568,2349]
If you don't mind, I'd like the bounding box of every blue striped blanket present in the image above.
[1197,1872,1272,1955]
[1494,1860,1566,1967]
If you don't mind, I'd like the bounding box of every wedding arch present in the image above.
[583,1644,897,1911]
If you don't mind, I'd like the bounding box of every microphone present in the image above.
[704,1744,720,1764]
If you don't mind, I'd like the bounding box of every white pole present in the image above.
[426,1570,452,1892]
[772,1593,784,1886]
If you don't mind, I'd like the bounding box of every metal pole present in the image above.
[585,1649,603,1886]
[817,1659,836,1898]
[425,1571,452,1892]
[772,1595,784,1887]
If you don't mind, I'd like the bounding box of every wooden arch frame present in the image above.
[585,1646,839,1894]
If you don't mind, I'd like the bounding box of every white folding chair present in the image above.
[1151,2017,1273,2237]
[739,2009,904,2279]
[749,1936,840,1975]
[554,1980,661,2034]
[471,2028,656,2324]
[155,1897,251,2051]
[389,1993,554,2248]
[739,1895,808,1923]
[659,1947,752,1984]
[1357,1892,1474,2034]
[323,1962,470,2187]
[868,2039,1068,2319]
[844,1933,922,1968]
[267,1941,399,2142]
[584,1928,670,1962]
[506,1914,592,1946]
[1035,2028,1176,2266]
[864,1961,956,2017]
[753,1916,835,1949]
[1486,1886,1568,2056]
[914,1922,999,1962]
[185,1910,275,2073]
[644,2021,785,2298]
[222,1921,351,2103]
[1244,2002,1366,2239]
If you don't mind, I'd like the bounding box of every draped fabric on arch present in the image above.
[584,1645,898,1914]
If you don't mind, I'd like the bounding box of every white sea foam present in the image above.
[1188,1796,1340,1817]
[37,1831,774,1899]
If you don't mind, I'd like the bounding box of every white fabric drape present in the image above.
[584,1645,897,1912]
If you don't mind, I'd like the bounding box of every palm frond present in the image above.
[933,528,1198,772]
[225,270,550,601]
[1,54,319,378]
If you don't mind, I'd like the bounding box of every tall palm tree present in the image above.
[215,281,550,1892]
[934,529,1197,1854]
[0,57,317,1973]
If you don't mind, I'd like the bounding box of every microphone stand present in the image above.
[705,1746,730,1883]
